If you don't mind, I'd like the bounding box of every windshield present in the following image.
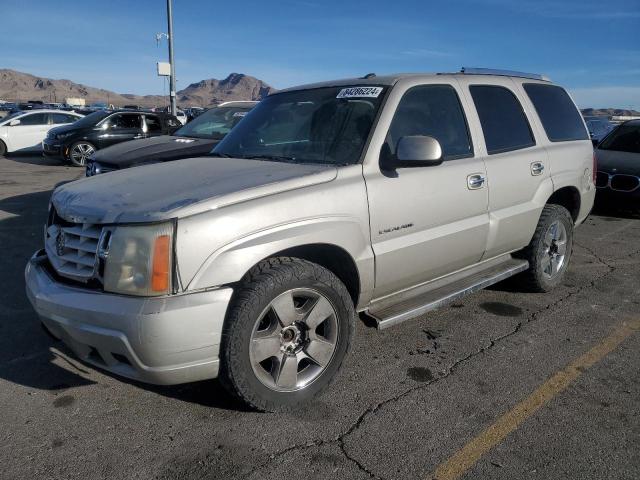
[599,123,640,154]
[69,110,109,128]
[0,111,25,125]
[174,106,252,139]
[213,86,386,165]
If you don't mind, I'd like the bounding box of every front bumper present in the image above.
[595,186,640,204]
[42,139,63,157]
[25,250,233,385]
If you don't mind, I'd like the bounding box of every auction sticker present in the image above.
[336,86,383,98]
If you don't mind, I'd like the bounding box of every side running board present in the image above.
[368,258,529,330]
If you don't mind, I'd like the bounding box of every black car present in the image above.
[85,101,257,176]
[594,120,640,208]
[43,110,182,166]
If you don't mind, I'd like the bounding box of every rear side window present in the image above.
[386,84,473,160]
[51,113,78,124]
[107,113,142,130]
[523,84,588,142]
[470,85,535,155]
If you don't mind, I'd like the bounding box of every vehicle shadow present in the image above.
[1,151,67,167]
[0,189,95,391]
[0,189,248,411]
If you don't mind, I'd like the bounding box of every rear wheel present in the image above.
[68,141,95,166]
[516,204,574,292]
[219,257,355,412]
[0,140,6,157]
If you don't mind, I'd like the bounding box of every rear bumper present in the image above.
[25,250,233,385]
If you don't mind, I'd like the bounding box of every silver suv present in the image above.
[26,69,596,411]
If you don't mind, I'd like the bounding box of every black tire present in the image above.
[515,204,574,292]
[67,141,96,167]
[0,140,6,157]
[219,257,355,412]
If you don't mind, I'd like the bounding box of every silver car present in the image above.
[25,69,595,411]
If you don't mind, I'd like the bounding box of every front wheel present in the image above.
[0,140,6,156]
[516,204,574,292]
[68,141,95,167]
[219,257,355,412]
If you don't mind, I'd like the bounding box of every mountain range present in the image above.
[0,69,276,108]
[0,69,637,116]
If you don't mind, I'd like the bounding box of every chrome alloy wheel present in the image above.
[249,288,339,392]
[70,143,95,165]
[542,220,567,279]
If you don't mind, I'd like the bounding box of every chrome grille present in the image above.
[596,171,640,193]
[45,220,103,282]
[610,174,640,192]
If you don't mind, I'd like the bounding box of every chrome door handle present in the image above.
[467,174,486,190]
[531,162,545,176]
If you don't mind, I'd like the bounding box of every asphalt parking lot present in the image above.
[1,153,639,480]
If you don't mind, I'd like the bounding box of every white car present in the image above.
[175,109,187,125]
[0,109,83,156]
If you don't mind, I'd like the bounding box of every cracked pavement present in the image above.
[1,154,639,480]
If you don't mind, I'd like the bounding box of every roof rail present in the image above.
[459,67,551,82]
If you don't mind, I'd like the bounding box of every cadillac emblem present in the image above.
[56,230,66,256]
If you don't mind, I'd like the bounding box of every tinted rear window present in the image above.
[523,84,588,142]
[470,85,535,155]
[598,123,640,154]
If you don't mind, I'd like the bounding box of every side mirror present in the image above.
[395,135,443,167]
[9,119,20,126]
[591,138,599,147]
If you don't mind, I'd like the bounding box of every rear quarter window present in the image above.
[523,84,588,142]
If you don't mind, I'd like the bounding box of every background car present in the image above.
[0,102,17,111]
[175,109,187,124]
[0,109,83,156]
[594,120,640,209]
[88,102,109,112]
[43,109,182,166]
[185,107,205,122]
[86,101,257,175]
[584,116,614,144]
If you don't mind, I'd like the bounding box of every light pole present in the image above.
[166,0,177,116]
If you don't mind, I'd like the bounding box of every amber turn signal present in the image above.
[151,235,171,292]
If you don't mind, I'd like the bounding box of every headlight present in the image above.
[56,132,72,140]
[103,222,174,296]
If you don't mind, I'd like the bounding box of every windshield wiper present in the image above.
[208,152,234,158]
[242,154,298,163]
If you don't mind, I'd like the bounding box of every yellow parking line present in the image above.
[431,318,640,480]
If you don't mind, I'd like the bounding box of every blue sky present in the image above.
[2,0,639,108]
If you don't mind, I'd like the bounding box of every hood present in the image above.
[596,148,640,176]
[92,135,217,167]
[48,124,81,136]
[52,157,338,224]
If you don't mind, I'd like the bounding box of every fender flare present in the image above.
[185,216,375,307]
